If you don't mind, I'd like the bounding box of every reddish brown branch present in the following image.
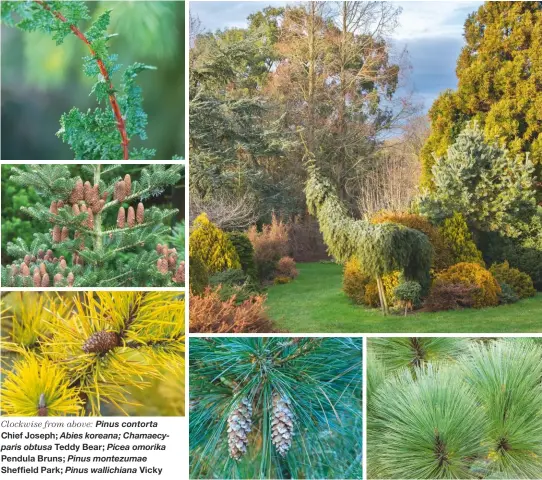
[35,0,129,159]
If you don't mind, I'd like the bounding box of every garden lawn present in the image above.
[266,262,542,333]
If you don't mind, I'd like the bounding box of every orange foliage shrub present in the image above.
[247,214,290,280]
[189,287,276,333]
[276,256,298,279]
[434,262,501,308]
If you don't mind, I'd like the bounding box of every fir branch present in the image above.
[34,0,129,159]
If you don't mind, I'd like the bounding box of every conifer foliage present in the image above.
[368,337,542,479]
[1,291,185,416]
[1,1,180,160]
[190,337,362,479]
[305,163,433,313]
[1,164,185,287]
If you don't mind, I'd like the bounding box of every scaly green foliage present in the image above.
[421,2,542,191]
[439,212,484,265]
[190,213,241,275]
[305,164,433,296]
[1,164,184,287]
[489,261,536,299]
[189,337,362,479]
[1,1,180,160]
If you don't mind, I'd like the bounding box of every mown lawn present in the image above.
[265,262,542,333]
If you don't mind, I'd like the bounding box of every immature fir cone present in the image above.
[61,227,69,242]
[91,199,105,214]
[33,270,41,287]
[38,249,45,260]
[173,262,185,283]
[156,244,163,255]
[271,393,294,457]
[124,174,132,196]
[72,204,80,216]
[41,273,50,288]
[127,206,136,228]
[59,259,67,271]
[39,263,47,276]
[53,274,64,286]
[161,245,169,257]
[84,181,92,203]
[117,207,126,228]
[67,272,75,287]
[57,200,64,209]
[52,225,61,243]
[86,210,94,229]
[157,258,169,274]
[115,180,126,202]
[136,202,144,224]
[24,254,31,265]
[227,397,253,460]
[20,263,30,276]
[101,191,109,202]
[70,180,84,203]
[168,252,177,269]
[49,201,58,222]
[82,330,119,354]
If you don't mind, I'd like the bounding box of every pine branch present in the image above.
[34,0,128,159]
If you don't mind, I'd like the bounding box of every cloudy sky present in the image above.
[190,1,483,112]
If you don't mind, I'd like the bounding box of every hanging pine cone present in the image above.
[117,207,126,228]
[136,202,144,224]
[115,180,126,202]
[227,397,253,461]
[67,272,75,287]
[127,206,135,227]
[53,273,64,286]
[52,225,61,243]
[271,393,294,457]
[157,258,169,274]
[124,174,132,196]
[61,226,69,242]
[82,330,119,354]
[70,180,84,204]
[33,270,41,287]
[41,273,50,288]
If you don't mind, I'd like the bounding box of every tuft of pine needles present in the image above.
[189,337,363,479]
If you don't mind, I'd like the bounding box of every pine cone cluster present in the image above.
[114,174,132,202]
[155,244,185,283]
[271,392,295,457]
[82,330,120,354]
[8,250,75,287]
[227,397,253,460]
[117,202,145,228]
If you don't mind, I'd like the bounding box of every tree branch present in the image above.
[35,0,129,160]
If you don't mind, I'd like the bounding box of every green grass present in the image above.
[266,262,542,333]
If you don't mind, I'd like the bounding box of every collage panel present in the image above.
[367,337,542,480]
[1,163,185,288]
[1,0,185,161]
[189,337,363,479]
[188,0,542,335]
[1,291,185,417]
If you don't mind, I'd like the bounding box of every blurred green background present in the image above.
[1,1,185,160]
